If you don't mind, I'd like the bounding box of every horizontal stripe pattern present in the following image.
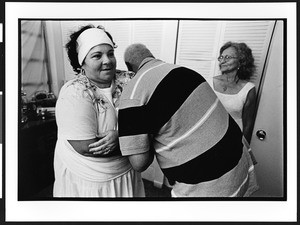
[161,116,243,184]
[130,62,166,99]
[170,147,258,197]
[118,59,259,196]
[153,82,229,168]
[156,97,219,153]
[229,165,254,197]
[119,65,206,137]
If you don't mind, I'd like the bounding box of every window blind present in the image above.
[220,21,275,86]
[61,20,178,75]
[176,21,221,78]
[176,20,275,86]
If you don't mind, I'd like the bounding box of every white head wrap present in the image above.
[76,28,114,66]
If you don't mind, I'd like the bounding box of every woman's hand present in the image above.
[88,130,119,155]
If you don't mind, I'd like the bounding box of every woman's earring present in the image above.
[81,68,85,75]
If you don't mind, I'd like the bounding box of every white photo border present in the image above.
[5,2,297,222]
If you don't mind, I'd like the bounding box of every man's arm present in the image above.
[128,150,154,172]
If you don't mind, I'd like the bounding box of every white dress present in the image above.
[207,77,257,164]
[53,74,145,197]
[210,80,255,131]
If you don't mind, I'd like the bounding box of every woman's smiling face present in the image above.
[82,44,116,88]
[218,46,240,74]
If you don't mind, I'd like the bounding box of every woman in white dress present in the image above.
[53,24,145,197]
[208,41,257,163]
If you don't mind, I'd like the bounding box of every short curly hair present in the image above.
[220,41,255,80]
[65,24,116,74]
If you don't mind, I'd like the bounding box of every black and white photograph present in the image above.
[4,1,297,223]
[0,22,3,200]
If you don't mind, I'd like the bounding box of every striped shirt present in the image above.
[118,58,259,197]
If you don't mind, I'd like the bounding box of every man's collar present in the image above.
[138,57,155,71]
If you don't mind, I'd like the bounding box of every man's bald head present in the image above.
[124,43,154,73]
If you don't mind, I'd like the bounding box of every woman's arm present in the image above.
[242,87,256,143]
[70,130,119,157]
[69,138,100,157]
[87,130,154,170]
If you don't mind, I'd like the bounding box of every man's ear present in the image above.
[125,62,133,72]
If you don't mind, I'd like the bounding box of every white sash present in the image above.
[56,139,132,182]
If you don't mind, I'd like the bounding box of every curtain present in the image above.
[21,21,50,100]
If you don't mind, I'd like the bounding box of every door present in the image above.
[250,21,284,197]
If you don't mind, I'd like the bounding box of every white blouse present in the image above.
[207,77,255,130]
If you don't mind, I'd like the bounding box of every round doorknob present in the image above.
[256,130,266,140]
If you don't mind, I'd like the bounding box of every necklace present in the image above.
[221,75,239,92]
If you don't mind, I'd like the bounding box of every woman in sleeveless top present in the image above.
[208,41,257,164]
[53,24,144,197]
